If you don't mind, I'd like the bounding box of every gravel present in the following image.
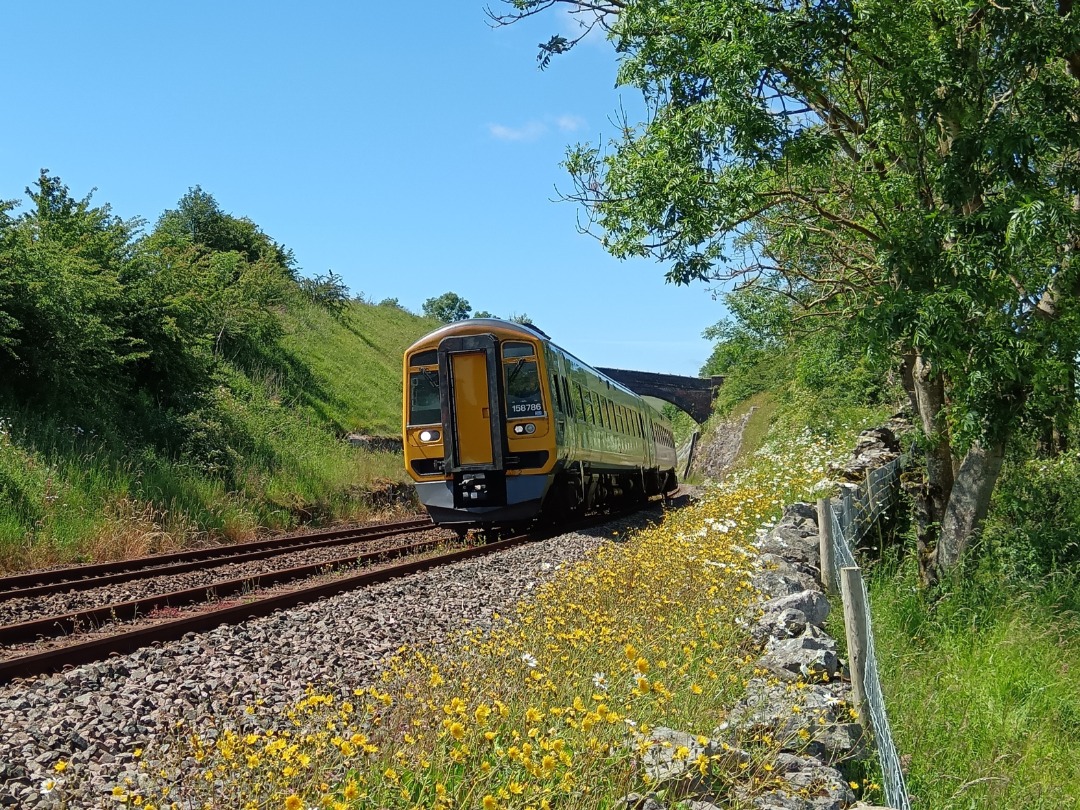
[0,511,661,809]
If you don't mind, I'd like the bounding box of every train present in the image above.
[402,318,678,532]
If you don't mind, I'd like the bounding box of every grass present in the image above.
[868,561,1080,809]
[67,414,886,810]
[0,297,437,572]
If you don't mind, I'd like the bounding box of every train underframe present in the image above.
[416,461,677,538]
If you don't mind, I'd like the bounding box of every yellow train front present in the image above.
[402,319,678,530]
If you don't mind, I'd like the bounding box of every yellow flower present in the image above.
[53,761,69,774]
[343,782,359,800]
[285,797,303,810]
[448,721,466,741]
[634,657,650,674]
[525,707,544,724]
[475,704,492,724]
[482,795,498,810]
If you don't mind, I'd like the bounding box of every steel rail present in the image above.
[0,537,453,646]
[0,507,658,684]
[0,517,433,600]
[0,534,530,683]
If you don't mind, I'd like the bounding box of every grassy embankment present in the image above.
[0,298,438,573]
[683,336,1080,808]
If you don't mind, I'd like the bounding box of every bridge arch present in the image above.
[596,368,723,424]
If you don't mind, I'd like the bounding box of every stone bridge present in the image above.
[596,368,724,423]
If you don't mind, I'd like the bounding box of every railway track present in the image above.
[0,507,660,684]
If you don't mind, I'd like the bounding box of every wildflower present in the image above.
[54,761,69,774]
[343,782,360,800]
[482,795,498,810]
[591,672,608,691]
[521,652,538,668]
[285,797,304,810]
[40,779,57,795]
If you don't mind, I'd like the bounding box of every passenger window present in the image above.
[552,373,564,413]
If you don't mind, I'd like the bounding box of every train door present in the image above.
[438,334,506,507]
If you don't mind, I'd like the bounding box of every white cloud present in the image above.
[488,114,588,142]
[488,121,548,141]
[555,114,586,132]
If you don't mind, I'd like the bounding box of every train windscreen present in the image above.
[504,358,545,418]
[408,370,441,425]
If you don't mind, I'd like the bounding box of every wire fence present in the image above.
[821,456,911,810]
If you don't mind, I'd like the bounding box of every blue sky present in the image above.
[2,2,727,377]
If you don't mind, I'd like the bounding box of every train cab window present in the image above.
[410,349,438,367]
[408,369,441,425]
[503,346,546,419]
[502,341,535,359]
[551,373,564,413]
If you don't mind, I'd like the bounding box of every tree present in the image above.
[0,171,144,404]
[155,186,296,273]
[473,310,496,319]
[298,271,350,318]
[494,0,1080,584]
[422,291,472,322]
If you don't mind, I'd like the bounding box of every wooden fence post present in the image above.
[683,431,699,480]
[817,497,835,594]
[840,565,873,732]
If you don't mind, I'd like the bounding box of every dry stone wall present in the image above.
[620,430,900,810]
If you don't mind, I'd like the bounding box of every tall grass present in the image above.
[869,558,1080,809]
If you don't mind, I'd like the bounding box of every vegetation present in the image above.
[88,412,878,809]
[493,0,1080,585]
[0,174,439,571]
[422,291,473,323]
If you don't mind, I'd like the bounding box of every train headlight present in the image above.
[513,424,525,435]
[419,429,440,442]
[513,423,537,435]
[525,423,536,434]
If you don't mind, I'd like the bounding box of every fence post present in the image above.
[683,431,699,480]
[840,565,872,732]
[816,498,835,594]
[865,469,877,519]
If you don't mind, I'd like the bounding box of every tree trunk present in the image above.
[936,440,1006,575]
[900,350,956,585]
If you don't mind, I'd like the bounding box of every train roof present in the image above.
[407,318,651,408]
